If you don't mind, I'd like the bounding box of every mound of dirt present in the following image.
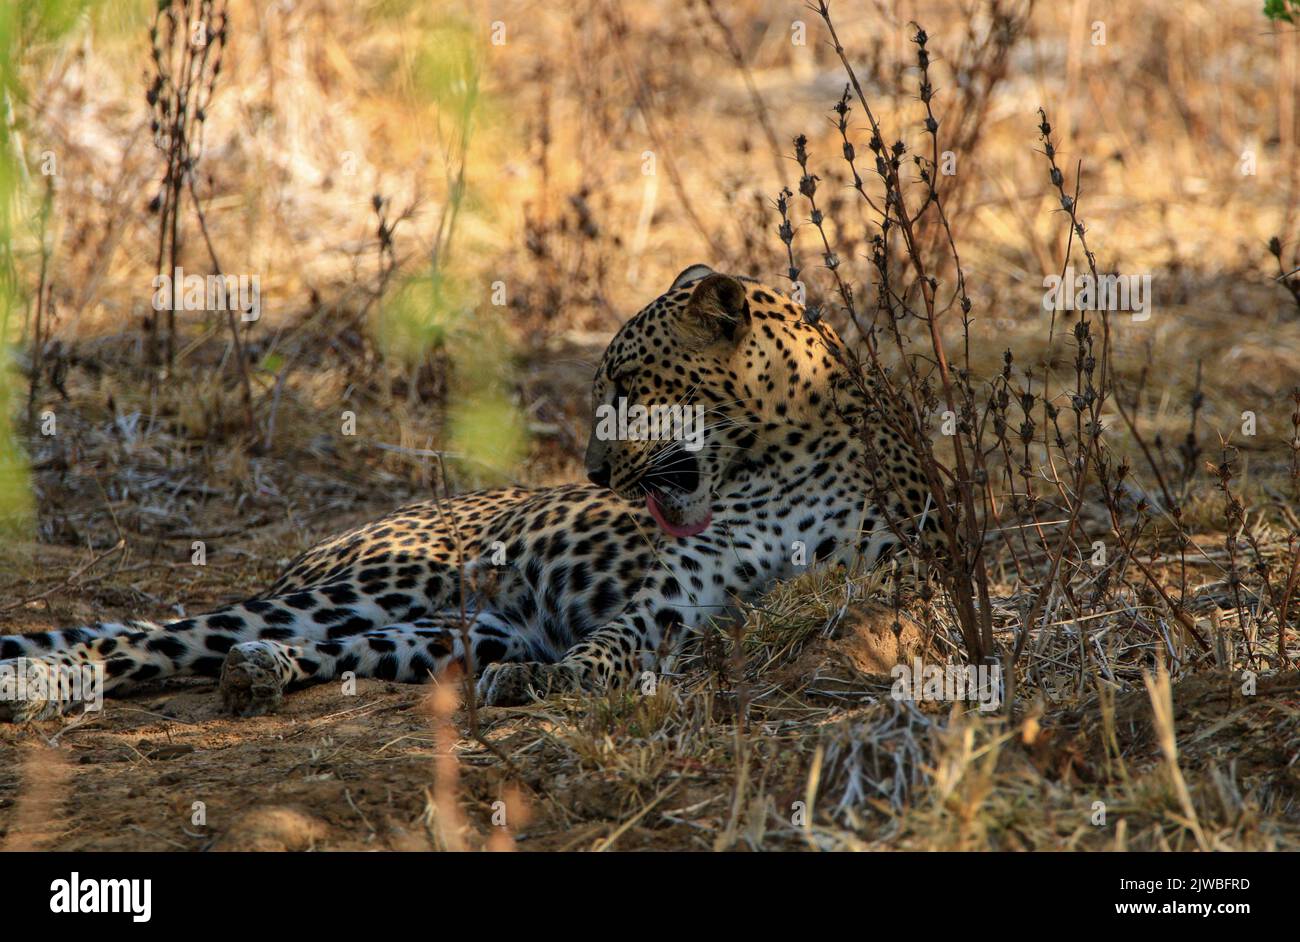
[767,603,933,696]
[213,806,330,852]
[832,604,932,676]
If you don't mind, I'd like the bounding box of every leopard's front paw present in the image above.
[220,642,287,717]
[476,661,583,706]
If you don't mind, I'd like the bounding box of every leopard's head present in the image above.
[584,264,844,537]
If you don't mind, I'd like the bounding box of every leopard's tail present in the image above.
[0,620,166,661]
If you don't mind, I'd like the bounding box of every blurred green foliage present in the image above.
[0,1,97,536]
[374,16,525,483]
[1264,0,1300,22]
[0,0,144,535]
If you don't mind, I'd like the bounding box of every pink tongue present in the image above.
[646,491,711,537]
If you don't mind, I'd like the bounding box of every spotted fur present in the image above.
[0,266,937,720]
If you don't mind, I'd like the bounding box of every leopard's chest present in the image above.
[712,474,865,586]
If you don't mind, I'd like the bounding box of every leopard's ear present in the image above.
[670,263,715,291]
[679,273,750,345]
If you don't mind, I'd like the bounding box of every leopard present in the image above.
[0,264,938,722]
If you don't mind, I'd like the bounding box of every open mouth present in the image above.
[641,450,712,538]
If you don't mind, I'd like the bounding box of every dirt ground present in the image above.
[1,597,899,853]
[4,588,1299,851]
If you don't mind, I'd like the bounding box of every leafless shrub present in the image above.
[783,1,1294,714]
[1270,236,1300,315]
[147,0,256,435]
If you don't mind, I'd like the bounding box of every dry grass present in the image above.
[1,0,1299,851]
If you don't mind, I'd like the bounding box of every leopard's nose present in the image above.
[587,462,612,489]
